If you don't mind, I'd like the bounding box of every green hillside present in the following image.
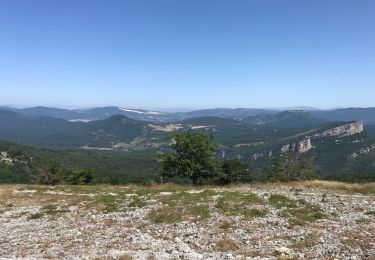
[0,140,157,184]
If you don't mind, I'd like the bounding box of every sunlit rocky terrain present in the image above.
[1,181,374,259]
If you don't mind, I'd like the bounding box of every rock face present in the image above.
[350,144,375,159]
[318,121,364,138]
[0,151,16,165]
[298,138,313,153]
[281,138,313,154]
[280,122,364,155]
[0,151,28,165]
[281,144,290,153]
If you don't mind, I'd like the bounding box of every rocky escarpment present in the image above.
[298,138,313,153]
[350,144,375,159]
[281,121,364,154]
[317,121,364,138]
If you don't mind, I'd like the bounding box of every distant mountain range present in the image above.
[1,106,375,182]
[2,105,375,125]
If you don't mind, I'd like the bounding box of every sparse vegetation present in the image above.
[128,196,146,208]
[86,195,119,213]
[219,221,234,230]
[355,217,371,224]
[214,239,239,252]
[160,190,217,206]
[1,182,373,258]
[280,203,326,226]
[290,231,320,250]
[244,208,268,219]
[147,206,183,224]
[268,194,299,208]
[215,192,264,217]
[188,204,211,219]
[29,212,43,219]
[365,210,375,216]
[301,180,375,194]
[268,194,326,225]
[41,204,69,215]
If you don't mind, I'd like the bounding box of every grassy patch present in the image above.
[268,194,326,225]
[365,210,375,216]
[128,197,146,208]
[147,207,183,224]
[29,212,43,219]
[215,192,264,217]
[280,202,326,226]
[268,194,299,208]
[147,204,210,223]
[86,195,119,213]
[41,204,69,215]
[355,217,371,224]
[187,205,210,219]
[159,190,217,206]
[244,208,268,219]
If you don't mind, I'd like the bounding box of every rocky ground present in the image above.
[1,181,375,259]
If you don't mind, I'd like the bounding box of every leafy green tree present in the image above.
[66,169,95,185]
[220,159,250,184]
[38,161,61,185]
[157,132,221,185]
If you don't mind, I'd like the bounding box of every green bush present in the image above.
[38,161,61,185]
[66,169,95,185]
[264,151,316,182]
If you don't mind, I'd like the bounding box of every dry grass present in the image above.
[229,180,375,194]
[219,221,234,230]
[296,180,375,194]
[290,231,320,250]
[341,230,373,250]
[214,239,239,252]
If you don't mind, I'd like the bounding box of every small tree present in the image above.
[220,159,250,184]
[157,132,221,185]
[67,169,95,185]
[38,161,61,185]
[264,156,287,182]
[265,151,316,182]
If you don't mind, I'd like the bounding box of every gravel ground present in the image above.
[0,183,374,259]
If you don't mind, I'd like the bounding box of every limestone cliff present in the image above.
[317,121,364,138]
[298,138,313,153]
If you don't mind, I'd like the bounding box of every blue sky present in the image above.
[0,0,374,110]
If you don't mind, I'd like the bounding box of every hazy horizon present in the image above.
[1,0,374,108]
[2,103,374,113]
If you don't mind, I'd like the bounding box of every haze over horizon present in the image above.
[1,0,374,109]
